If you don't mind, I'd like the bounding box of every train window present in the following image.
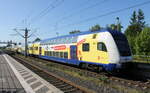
[72,36,77,43]
[49,51,52,56]
[56,52,59,57]
[82,43,90,51]
[44,51,47,56]
[58,52,60,58]
[47,51,49,56]
[64,52,68,59]
[112,33,131,56]
[35,47,38,50]
[48,51,50,56]
[52,51,54,56]
[44,51,46,55]
[53,52,56,57]
[46,51,48,56]
[97,42,107,52]
[60,52,63,58]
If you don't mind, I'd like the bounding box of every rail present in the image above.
[12,54,150,91]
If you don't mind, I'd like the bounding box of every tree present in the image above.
[110,24,117,30]
[125,9,146,54]
[125,24,142,54]
[135,27,150,55]
[130,11,137,25]
[125,24,142,37]
[90,24,101,31]
[137,9,145,29]
[106,24,121,31]
[34,38,41,42]
[69,30,81,34]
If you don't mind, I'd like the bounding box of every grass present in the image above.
[133,55,150,63]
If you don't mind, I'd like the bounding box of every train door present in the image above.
[70,45,77,60]
[39,47,42,55]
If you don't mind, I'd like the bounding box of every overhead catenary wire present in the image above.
[30,0,64,24]
[56,0,110,23]
[56,0,150,29]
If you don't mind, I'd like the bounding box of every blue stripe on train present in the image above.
[38,55,118,71]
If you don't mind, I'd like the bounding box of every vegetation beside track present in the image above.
[133,55,150,63]
[12,54,150,93]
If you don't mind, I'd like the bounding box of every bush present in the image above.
[135,27,150,55]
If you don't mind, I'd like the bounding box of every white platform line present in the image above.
[3,54,35,93]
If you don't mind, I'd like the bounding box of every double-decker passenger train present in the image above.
[27,29,132,71]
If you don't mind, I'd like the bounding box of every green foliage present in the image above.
[130,11,137,25]
[137,9,146,29]
[110,24,117,30]
[125,9,146,54]
[69,30,81,34]
[106,24,122,31]
[135,27,150,55]
[106,17,123,32]
[125,24,142,38]
[126,36,136,54]
[90,24,101,31]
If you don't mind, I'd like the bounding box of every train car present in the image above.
[28,42,40,56]
[34,29,132,71]
[28,43,33,55]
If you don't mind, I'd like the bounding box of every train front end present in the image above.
[109,30,132,70]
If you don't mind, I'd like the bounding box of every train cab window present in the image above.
[82,43,90,51]
[64,52,68,59]
[97,42,107,52]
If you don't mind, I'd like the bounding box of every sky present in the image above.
[0,0,150,43]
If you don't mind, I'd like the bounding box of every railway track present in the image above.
[12,54,150,92]
[12,56,93,93]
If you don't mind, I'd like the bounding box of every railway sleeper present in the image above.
[47,79,61,83]
[59,85,74,90]
[56,83,69,88]
[63,87,79,93]
[52,81,65,85]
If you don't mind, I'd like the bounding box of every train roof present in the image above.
[40,29,123,43]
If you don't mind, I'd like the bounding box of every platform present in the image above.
[0,52,63,93]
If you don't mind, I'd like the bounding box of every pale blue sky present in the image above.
[0,0,150,43]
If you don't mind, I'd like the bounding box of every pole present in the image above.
[25,28,28,57]
[13,27,32,57]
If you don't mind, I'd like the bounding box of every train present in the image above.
[25,29,132,71]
